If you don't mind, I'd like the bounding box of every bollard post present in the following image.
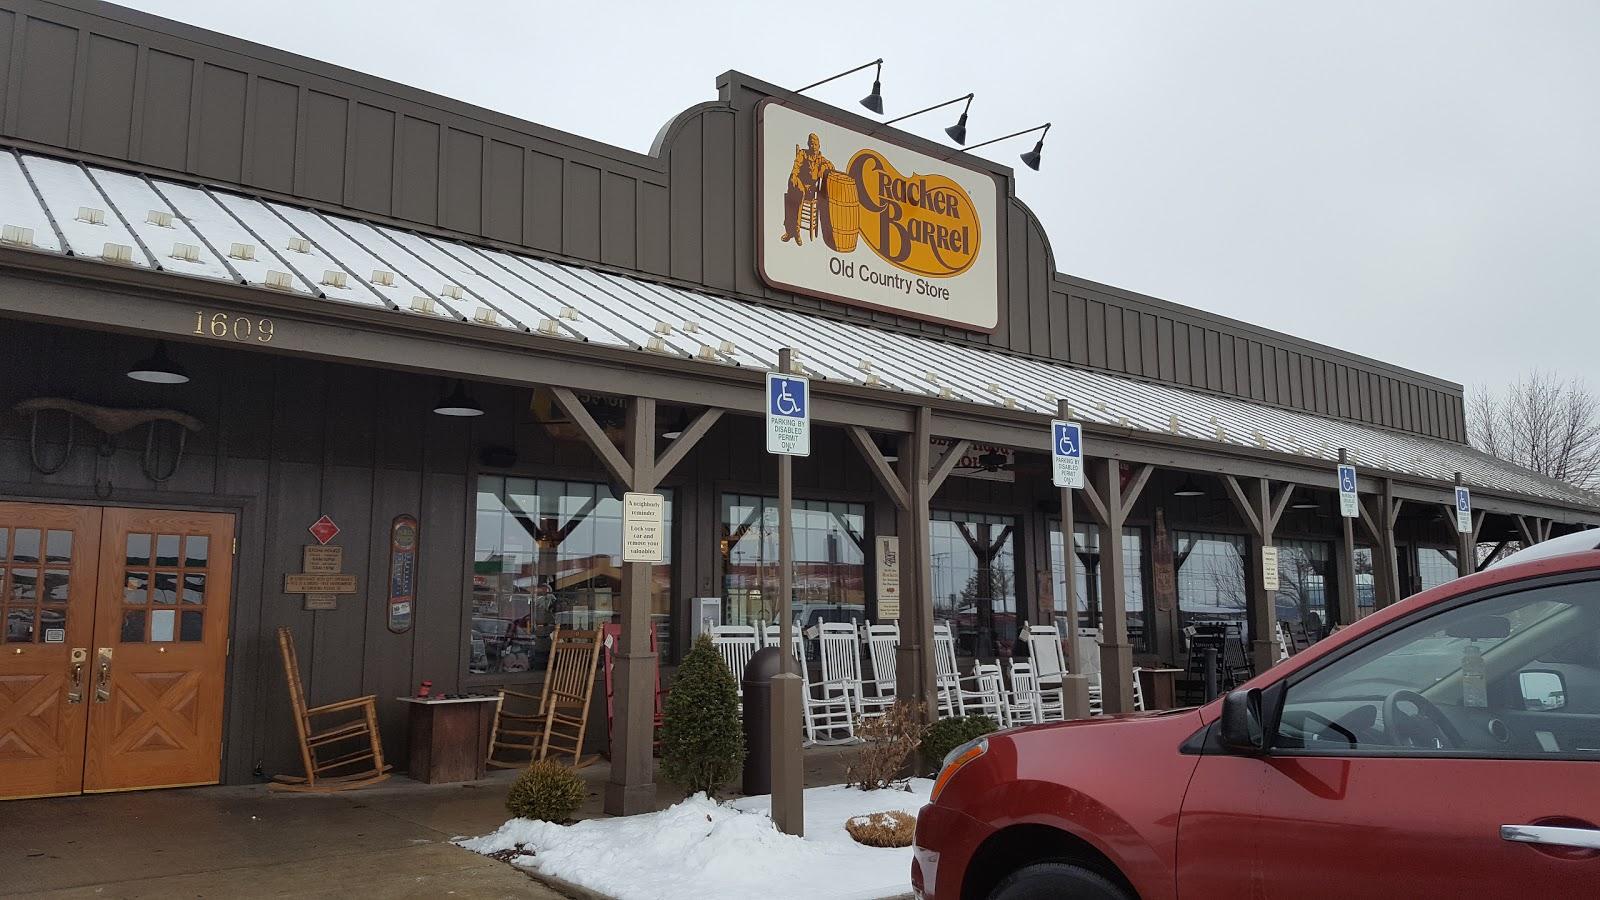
[1203,647,1220,702]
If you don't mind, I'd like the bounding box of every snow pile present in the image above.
[459,779,933,900]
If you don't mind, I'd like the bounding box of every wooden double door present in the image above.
[0,502,235,800]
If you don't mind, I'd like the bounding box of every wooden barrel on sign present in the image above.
[821,171,860,253]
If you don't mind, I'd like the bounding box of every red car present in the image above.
[914,536,1600,899]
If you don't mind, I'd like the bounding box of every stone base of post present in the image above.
[603,782,656,816]
[769,672,804,836]
[1061,674,1092,719]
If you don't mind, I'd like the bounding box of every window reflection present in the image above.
[1048,524,1149,652]
[472,477,673,676]
[1274,539,1332,639]
[1416,547,1458,594]
[1354,546,1377,619]
[1175,531,1249,641]
[930,511,1017,658]
[720,495,866,630]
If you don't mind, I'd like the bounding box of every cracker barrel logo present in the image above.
[780,132,980,278]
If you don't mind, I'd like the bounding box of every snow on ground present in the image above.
[458,779,933,900]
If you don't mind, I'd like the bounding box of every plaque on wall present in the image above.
[388,514,419,634]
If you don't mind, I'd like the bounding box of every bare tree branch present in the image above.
[1468,370,1600,491]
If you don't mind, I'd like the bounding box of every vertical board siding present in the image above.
[78,34,135,158]
[0,6,1467,441]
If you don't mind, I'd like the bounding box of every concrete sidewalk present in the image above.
[1,748,857,898]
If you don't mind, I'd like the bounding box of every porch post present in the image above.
[608,396,656,816]
[1221,475,1293,673]
[1335,449,1360,625]
[902,407,938,720]
[1382,478,1404,603]
[1082,459,1151,713]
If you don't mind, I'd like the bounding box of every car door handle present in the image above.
[1501,824,1600,851]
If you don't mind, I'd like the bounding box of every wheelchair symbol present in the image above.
[1055,425,1078,457]
[1457,490,1470,512]
[773,378,803,416]
[1340,469,1356,493]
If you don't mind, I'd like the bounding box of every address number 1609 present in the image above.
[193,311,274,343]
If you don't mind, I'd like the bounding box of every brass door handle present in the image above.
[67,648,87,704]
[94,647,113,703]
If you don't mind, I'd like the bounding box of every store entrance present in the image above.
[0,502,235,800]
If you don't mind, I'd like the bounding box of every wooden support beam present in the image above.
[1221,475,1263,537]
[1515,515,1536,547]
[1264,482,1295,538]
[1119,464,1155,520]
[927,439,972,495]
[1087,457,1135,714]
[1080,475,1109,525]
[604,395,656,817]
[1477,540,1509,572]
[846,426,910,511]
[649,408,723,489]
[550,386,633,487]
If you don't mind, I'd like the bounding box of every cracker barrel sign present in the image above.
[758,101,1001,331]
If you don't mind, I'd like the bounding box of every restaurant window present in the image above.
[721,495,866,629]
[1354,545,1377,618]
[1274,539,1332,639]
[1048,523,1150,652]
[472,477,673,677]
[930,511,1018,658]
[1416,546,1458,594]
[1175,531,1249,641]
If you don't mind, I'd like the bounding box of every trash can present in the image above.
[741,646,784,795]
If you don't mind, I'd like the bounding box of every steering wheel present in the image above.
[1382,690,1463,750]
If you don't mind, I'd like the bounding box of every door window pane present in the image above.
[5,607,32,642]
[182,574,206,604]
[121,610,146,643]
[9,568,36,602]
[155,535,181,567]
[473,477,675,675]
[125,534,151,566]
[0,527,8,560]
[930,511,1018,658]
[184,535,209,568]
[44,530,72,562]
[152,572,179,604]
[124,572,149,604]
[151,609,176,643]
[38,606,65,642]
[720,494,867,631]
[13,529,39,563]
[42,569,69,602]
[180,610,203,642]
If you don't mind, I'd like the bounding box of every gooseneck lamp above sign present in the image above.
[795,58,885,115]
[966,122,1052,171]
[432,379,484,417]
[885,93,976,145]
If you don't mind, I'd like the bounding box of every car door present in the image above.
[1230,576,1600,898]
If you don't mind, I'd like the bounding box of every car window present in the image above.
[1275,580,1600,758]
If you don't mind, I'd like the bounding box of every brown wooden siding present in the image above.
[0,0,1465,443]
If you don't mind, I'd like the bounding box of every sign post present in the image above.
[1454,473,1475,579]
[1053,400,1091,720]
[767,348,806,837]
[1335,449,1361,626]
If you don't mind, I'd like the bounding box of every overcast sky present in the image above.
[121,0,1599,394]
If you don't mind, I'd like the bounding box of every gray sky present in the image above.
[121,0,1599,394]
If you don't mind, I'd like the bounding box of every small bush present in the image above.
[845,700,923,791]
[505,760,587,822]
[660,633,745,798]
[845,810,917,848]
[920,715,999,774]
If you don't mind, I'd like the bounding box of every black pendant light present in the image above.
[127,341,190,384]
[432,379,483,417]
[795,59,885,116]
[1172,475,1205,498]
[1291,492,1319,510]
[874,433,900,463]
[662,409,690,441]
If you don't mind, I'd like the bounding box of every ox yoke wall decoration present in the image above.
[757,100,1003,331]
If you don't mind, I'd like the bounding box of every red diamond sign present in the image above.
[308,515,340,545]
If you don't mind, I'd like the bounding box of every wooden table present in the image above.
[1138,668,1185,710]
[398,696,501,784]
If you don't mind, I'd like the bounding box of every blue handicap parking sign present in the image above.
[769,375,807,418]
[1053,422,1081,458]
[1456,486,1471,513]
[1339,465,1357,494]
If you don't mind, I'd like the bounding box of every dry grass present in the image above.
[844,700,923,791]
[844,810,916,848]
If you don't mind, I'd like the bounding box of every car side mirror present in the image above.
[1219,688,1269,755]
[1519,670,1567,711]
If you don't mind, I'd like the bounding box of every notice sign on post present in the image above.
[876,535,901,620]
[1051,420,1084,489]
[766,371,811,456]
[622,492,666,563]
[1455,486,1472,534]
[1261,545,1280,592]
[1337,464,1359,518]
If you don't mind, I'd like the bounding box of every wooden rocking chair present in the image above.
[271,626,390,792]
[487,626,605,768]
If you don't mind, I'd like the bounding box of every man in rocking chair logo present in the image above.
[759,102,1001,332]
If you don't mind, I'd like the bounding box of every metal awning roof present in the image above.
[1,148,1593,511]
